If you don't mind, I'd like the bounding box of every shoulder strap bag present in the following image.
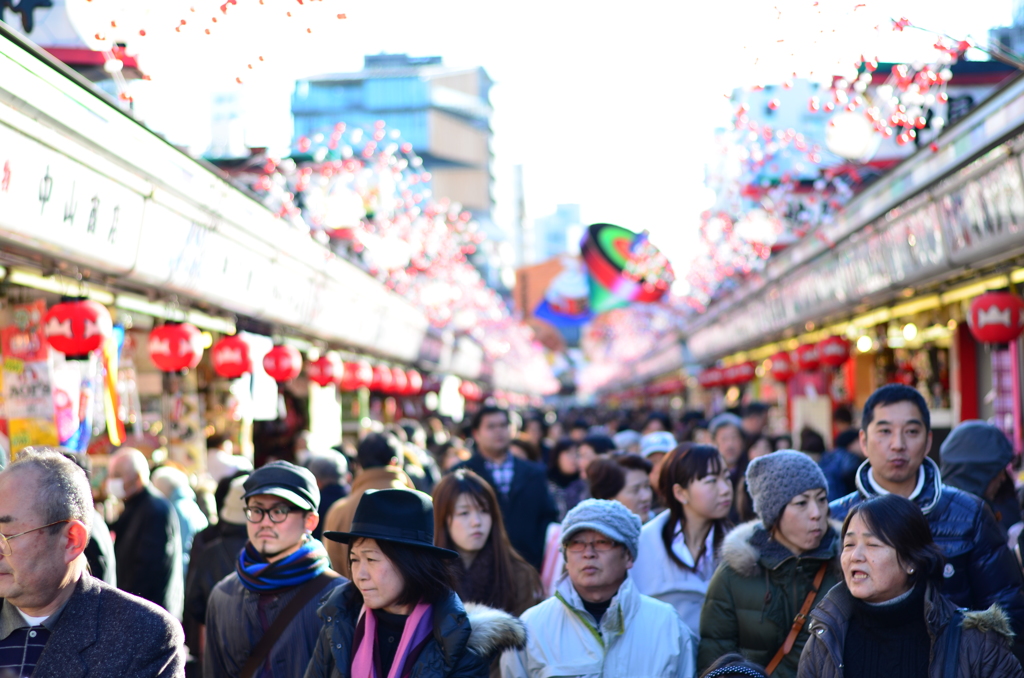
[239,570,340,678]
[765,561,828,676]
[942,608,964,678]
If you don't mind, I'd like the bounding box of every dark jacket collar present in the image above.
[853,457,943,514]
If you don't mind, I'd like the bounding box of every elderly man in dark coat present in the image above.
[0,448,185,677]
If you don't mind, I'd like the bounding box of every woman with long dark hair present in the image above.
[432,470,543,617]
[545,437,580,521]
[798,494,1023,678]
[631,444,733,637]
[309,488,526,678]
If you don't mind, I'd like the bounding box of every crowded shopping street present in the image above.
[5,1,1024,677]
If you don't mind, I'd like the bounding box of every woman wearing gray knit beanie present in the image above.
[697,451,842,678]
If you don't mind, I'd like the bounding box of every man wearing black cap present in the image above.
[203,462,345,678]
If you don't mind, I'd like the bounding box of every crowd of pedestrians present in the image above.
[3,383,1024,677]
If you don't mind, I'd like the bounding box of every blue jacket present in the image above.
[830,458,1024,660]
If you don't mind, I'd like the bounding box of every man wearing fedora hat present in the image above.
[203,462,345,678]
[308,487,526,677]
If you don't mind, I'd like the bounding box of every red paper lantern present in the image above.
[769,352,795,382]
[307,355,340,387]
[458,381,482,401]
[389,367,408,395]
[967,291,1024,344]
[43,299,112,358]
[818,336,850,368]
[149,323,204,372]
[370,365,393,392]
[723,361,756,385]
[263,345,302,382]
[340,361,371,390]
[406,369,423,395]
[795,344,820,371]
[698,367,724,389]
[211,335,252,378]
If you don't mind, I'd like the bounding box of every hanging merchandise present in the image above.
[307,355,340,387]
[818,336,851,368]
[795,344,821,371]
[769,352,795,382]
[2,299,58,455]
[263,345,302,382]
[340,360,373,391]
[211,334,252,379]
[149,323,204,372]
[42,298,113,358]
[370,364,393,392]
[967,291,1024,344]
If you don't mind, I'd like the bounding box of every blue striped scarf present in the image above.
[236,535,330,592]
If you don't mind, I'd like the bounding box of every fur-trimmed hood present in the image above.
[962,605,1015,646]
[463,602,527,656]
[720,519,842,577]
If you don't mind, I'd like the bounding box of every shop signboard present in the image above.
[1,299,58,455]
[0,120,145,275]
[937,156,1024,266]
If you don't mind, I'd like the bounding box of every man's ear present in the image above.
[65,521,89,565]
[305,511,320,534]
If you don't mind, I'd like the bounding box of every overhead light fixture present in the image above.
[7,268,115,305]
[903,323,918,341]
[856,335,873,353]
[114,294,236,335]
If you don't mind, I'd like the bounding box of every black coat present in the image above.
[22,573,186,678]
[831,458,1024,661]
[303,583,526,678]
[84,508,116,586]
[452,454,558,569]
[184,521,248,627]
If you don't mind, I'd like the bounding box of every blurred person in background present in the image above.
[322,433,414,578]
[546,438,580,521]
[799,494,1024,678]
[799,427,827,463]
[773,434,794,451]
[508,439,542,464]
[633,444,732,638]
[586,455,654,523]
[432,439,471,473]
[205,433,252,484]
[305,451,351,541]
[818,428,864,502]
[642,411,673,435]
[55,449,116,587]
[453,406,559,570]
[698,451,841,678]
[152,465,209,576]
[640,430,677,504]
[940,420,1021,539]
[562,433,617,512]
[108,447,184,620]
[741,403,770,438]
[568,419,590,442]
[519,411,551,464]
[746,435,773,461]
[710,413,749,524]
[612,429,641,455]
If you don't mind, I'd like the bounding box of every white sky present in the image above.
[62,0,1017,271]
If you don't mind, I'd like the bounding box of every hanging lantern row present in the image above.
[458,380,484,401]
[967,291,1024,344]
[698,336,853,389]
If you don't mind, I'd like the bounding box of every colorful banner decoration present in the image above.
[1,300,58,456]
[580,223,674,314]
[533,258,593,329]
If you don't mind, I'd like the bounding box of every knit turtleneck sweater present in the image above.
[844,579,930,678]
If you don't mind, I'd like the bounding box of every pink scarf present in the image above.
[351,603,433,678]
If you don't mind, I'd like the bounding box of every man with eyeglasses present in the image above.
[203,461,344,678]
[502,498,695,678]
[0,448,185,677]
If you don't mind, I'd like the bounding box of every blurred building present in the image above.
[532,204,582,263]
[292,54,494,223]
[990,1,1024,57]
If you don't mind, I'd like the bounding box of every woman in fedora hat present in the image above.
[307,488,526,678]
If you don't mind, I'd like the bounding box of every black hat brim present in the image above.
[322,530,459,559]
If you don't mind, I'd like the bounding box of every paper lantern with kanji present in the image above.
[340,360,373,391]
[967,292,1024,344]
[43,299,113,358]
[723,361,756,385]
[263,345,302,382]
[149,323,204,372]
[211,335,252,378]
[405,369,423,395]
[769,352,795,382]
[698,367,724,389]
[307,355,340,387]
[370,365,393,392]
[818,336,851,368]
[389,367,408,395]
[795,344,820,371]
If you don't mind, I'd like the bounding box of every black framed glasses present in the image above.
[0,520,71,556]
[244,505,294,524]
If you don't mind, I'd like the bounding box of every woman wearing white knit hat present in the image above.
[697,451,842,678]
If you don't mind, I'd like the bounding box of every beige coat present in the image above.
[321,465,413,577]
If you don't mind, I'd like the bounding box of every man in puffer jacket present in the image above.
[830,385,1024,662]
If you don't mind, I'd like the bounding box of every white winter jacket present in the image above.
[500,574,695,678]
[631,510,720,638]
